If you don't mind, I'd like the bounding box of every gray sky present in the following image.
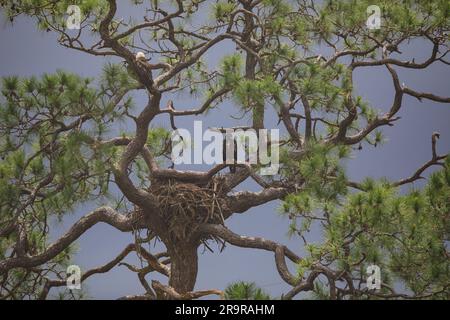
[0,3,449,299]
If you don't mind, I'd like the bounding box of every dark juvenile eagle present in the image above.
[223,132,238,173]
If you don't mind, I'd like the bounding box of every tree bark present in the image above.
[167,241,199,294]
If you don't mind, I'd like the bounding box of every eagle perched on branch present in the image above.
[125,51,152,82]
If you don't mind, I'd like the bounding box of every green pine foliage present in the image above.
[224,281,271,300]
[282,158,450,299]
[0,66,142,298]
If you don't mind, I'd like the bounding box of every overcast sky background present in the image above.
[0,2,449,299]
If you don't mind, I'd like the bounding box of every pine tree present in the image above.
[0,0,449,299]
[224,281,271,300]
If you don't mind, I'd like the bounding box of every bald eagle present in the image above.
[125,52,151,81]
[135,51,146,61]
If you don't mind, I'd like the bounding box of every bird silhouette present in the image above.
[223,133,237,173]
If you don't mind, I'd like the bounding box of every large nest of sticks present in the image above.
[145,179,227,241]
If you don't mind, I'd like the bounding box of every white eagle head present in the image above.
[135,51,146,61]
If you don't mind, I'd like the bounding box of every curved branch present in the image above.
[39,243,136,299]
[198,224,301,289]
[393,132,447,187]
[347,132,447,190]
[403,87,450,103]
[111,0,184,42]
[352,41,440,70]
[331,63,404,145]
[283,271,319,300]
[198,224,301,263]
[226,187,288,215]
[0,207,136,275]
[160,87,231,116]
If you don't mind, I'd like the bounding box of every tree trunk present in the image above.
[167,242,198,294]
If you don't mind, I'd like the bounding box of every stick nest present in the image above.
[145,179,228,241]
